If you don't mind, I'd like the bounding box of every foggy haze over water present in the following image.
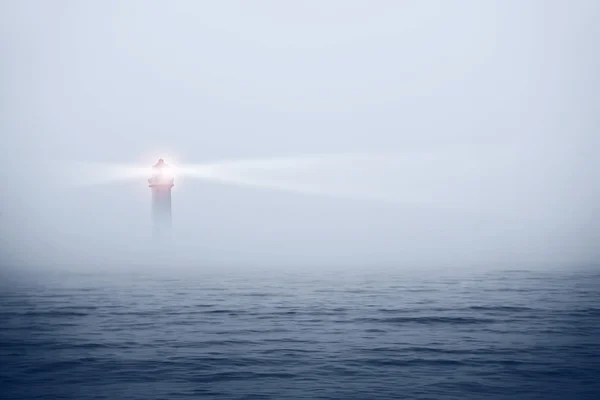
[2,3,600,400]
[1,0,599,272]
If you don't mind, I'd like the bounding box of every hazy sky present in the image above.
[1,1,598,271]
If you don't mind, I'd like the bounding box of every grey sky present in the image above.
[1,1,598,271]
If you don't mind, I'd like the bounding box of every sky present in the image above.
[1,0,598,271]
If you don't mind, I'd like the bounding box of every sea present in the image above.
[1,266,599,399]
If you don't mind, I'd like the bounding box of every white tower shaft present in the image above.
[151,185,172,237]
[148,159,174,239]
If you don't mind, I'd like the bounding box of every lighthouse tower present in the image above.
[148,159,174,238]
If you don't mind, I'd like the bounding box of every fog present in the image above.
[1,1,598,272]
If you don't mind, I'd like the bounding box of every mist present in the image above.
[1,1,599,273]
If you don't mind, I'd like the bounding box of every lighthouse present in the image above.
[148,159,174,238]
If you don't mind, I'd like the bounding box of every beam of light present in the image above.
[177,149,528,214]
[178,153,415,203]
[57,161,184,187]
[57,161,152,187]
[58,147,542,217]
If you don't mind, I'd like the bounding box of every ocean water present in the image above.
[1,267,599,399]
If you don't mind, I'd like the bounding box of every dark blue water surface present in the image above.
[1,267,599,399]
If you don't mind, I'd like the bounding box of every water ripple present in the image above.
[1,269,599,399]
